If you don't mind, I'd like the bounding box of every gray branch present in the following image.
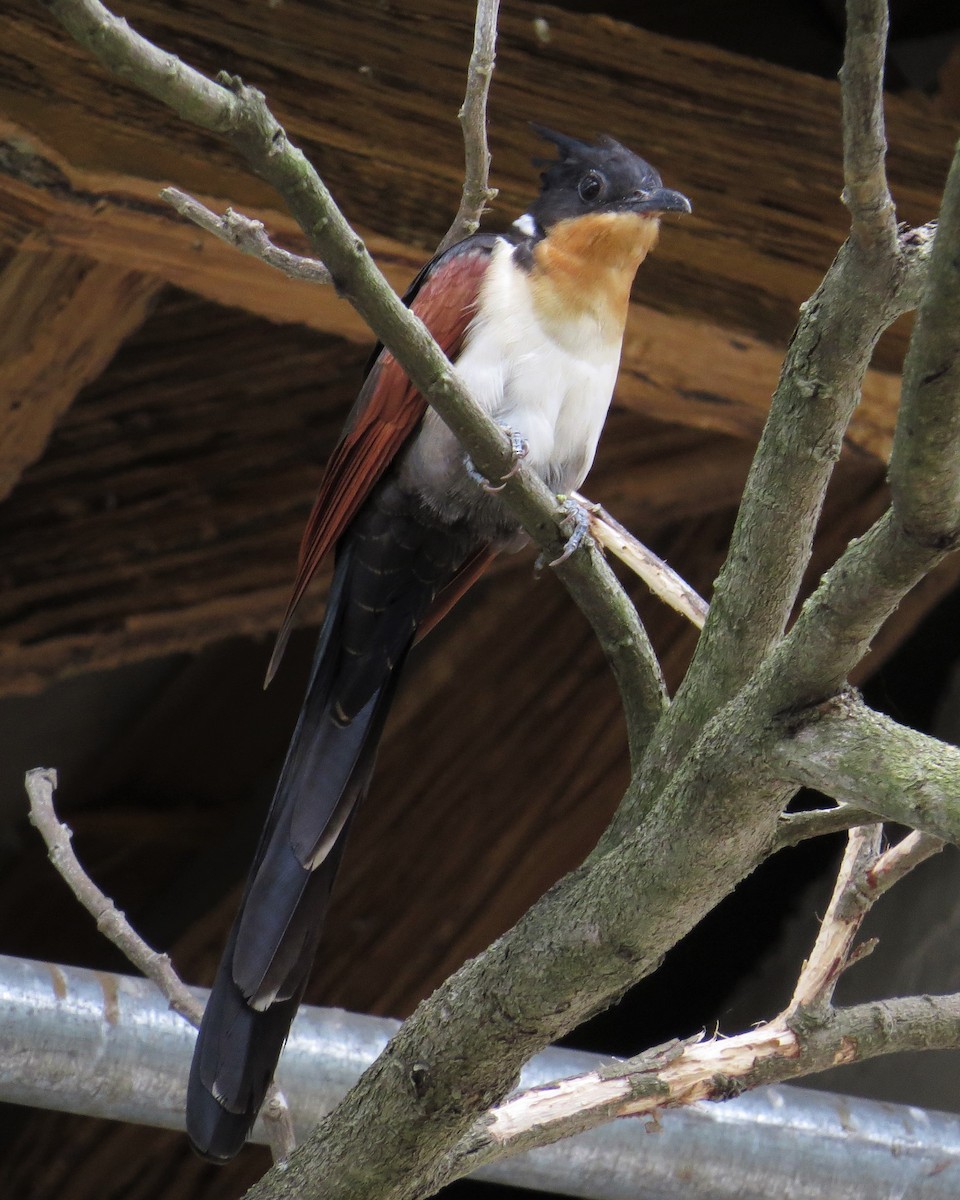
[437,0,500,252]
[773,691,960,844]
[840,0,897,250]
[618,0,918,829]
[774,804,881,850]
[889,146,960,539]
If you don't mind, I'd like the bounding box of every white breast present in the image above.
[399,238,622,531]
[459,240,620,488]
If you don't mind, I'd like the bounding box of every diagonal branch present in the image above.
[788,823,883,1013]
[888,142,960,538]
[42,0,666,759]
[755,143,960,713]
[428,817,947,1191]
[429,988,960,1191]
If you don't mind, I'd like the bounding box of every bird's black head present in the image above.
[525,125,691,234]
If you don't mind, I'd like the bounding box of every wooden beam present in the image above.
[0,286,929,702]
[0,123,902,461]
[2,0,954,369]
[0,290,762,697]
[0,249,161,500]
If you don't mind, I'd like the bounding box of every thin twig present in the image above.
[162,187,332,284]
[788,824,882,1013]
[775,803,879,849]
[840,0,897,251]
[866,830,945,900]
[24,767,297,1162]
[438,0,500,252]
[573,493,708,629]
[25,768,203,1027]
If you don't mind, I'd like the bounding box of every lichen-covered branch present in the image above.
[625,0,916,820]
[889,143,960,539]
[772,691,960,844]
[751,148,960,713]
[774,803,879,850]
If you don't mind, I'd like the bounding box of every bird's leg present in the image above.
[536,495,593,570]
[464,425,529,493]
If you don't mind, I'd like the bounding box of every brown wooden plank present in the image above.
[0,122,902,461]
[0,287,760,697]
[0,248,161,500]
[2,0,953,371]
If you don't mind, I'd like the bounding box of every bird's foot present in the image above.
[536,495,593,570]
[464,425,529,493]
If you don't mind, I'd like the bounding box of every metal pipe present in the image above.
[1,953,959,1197]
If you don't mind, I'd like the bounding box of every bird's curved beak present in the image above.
[627,187,692,216]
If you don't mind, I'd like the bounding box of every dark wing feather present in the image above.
[265,237,497,684]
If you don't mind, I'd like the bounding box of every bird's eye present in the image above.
[578,171,604,202]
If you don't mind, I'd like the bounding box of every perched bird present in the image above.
[186,126,690,1161]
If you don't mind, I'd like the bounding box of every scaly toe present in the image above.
[542,496,592,568]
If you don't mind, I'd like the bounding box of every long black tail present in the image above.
[186,479,477,1160]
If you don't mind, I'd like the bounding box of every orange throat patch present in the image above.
[530,212,660,343]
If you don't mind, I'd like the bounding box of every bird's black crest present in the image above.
[526,123,686,231]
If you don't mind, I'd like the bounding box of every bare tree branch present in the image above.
[773,692,960,845]
[840,0,897,251]
[429,818,949,1190]
[25,768,203,1028]
[438,0,500,252]
[24,767,298,1162]
[788,824,883,1013]
[625,26,919,827]
[889,143,960,539]
[572,493,709,629]
[161,187,332,284]
[775,803,879,850]
[430,989,960,1191]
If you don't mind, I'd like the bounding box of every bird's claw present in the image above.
[464,425,529,493]
[536,496,593,571]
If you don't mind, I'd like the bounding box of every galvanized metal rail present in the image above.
[1,953,958,1197]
